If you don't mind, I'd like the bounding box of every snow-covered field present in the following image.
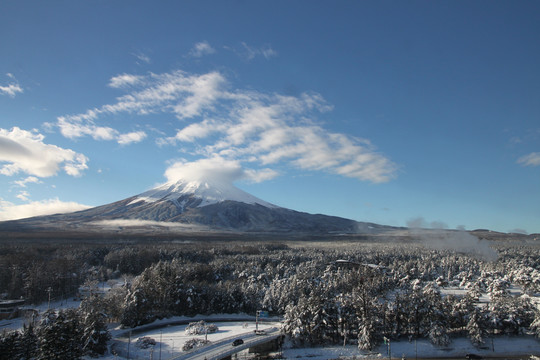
[105,319,540,360]
[2,283,540,359]
[282,337,540,359]
[3,305,540,359]
[104,316,279,360]
[100,316,540,360]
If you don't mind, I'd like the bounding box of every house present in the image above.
[0,299,25,320]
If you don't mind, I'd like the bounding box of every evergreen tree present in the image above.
[20,323,38,360]
[530,309,540,338]
[357,316,377,351]
[0,330,21,360]
[466,308,486,347]
[428,322,450,347]
[37,309,83,360]
[80,295,111,357]
[121,287,152,327]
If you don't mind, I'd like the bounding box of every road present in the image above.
[169,327,282,360]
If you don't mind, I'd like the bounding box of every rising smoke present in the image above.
[407,217,498,261]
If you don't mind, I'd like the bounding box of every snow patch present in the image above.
[131,178,278,209]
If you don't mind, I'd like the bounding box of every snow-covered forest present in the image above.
[1,239,540,358]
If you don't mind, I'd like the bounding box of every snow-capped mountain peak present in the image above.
[129,177,278,210]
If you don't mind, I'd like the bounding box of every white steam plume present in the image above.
[407,217,498,261]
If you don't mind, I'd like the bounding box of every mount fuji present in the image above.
[0,176,396,239]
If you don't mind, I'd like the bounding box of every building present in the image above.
[0,299,25,320]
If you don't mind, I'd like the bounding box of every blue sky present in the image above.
[1,0,539,233]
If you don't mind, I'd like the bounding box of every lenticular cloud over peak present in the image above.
[165,157,244,185]
[164,157,279,186]
[134,157,278,209]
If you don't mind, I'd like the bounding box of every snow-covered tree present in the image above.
[121,287,153,327]
[0,329,22,360]
[37,309,83,360]
[185,320,219,335]
[428,322,450,347]
[20,323,38,359]
[466,308,486,347]
[80,295,111,357]
[530,309,540,338]
[357,315,378,351]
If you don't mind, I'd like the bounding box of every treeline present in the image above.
[2,240,540,357]
[0,295,109,360]
[0,242,274,304]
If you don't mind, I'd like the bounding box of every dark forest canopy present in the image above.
[1,237,540,358]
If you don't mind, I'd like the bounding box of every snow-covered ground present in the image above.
[281,337,540,359]
[105,316,280,360]
[100,315,540,360]
[3,305,540,359]
[3,283,540,359]
[0,296,80,332]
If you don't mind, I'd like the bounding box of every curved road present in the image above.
[169,326,282,360]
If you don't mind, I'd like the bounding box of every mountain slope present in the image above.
[0,177,396,237]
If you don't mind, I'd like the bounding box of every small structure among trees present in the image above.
[0,299,25,320]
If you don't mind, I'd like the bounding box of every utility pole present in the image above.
[159,331,162,360]
[46,287,52,310]
[384,336,391,360]
[256,310,260,332]
[127,331,131,360]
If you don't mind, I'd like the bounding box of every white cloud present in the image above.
[108,73,144,88]
[117,131,147,145]
[55,116,146,145]
[173,119,226,142]
[16,191,30,201]
[91,219,209,231]
[55,114,116,140]
[0,197,91,221]
[189,41,216,57]
[240,42,278,60]
[53,68,396,183]
[0,74,23,97]
[0,127,88,177]
[191,92,394,183]
[164,156,278,185]
[165,157,244,184]
[13,176,41,187]
[133,52,151,64]
[0,83,23,97]
[518,152,540,167]
[244,168,280,183]
[54,70,226,143]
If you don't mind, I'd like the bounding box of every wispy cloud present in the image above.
[52,68,397,184]
[91,219,208,230]
[108,73,144,88]
[52,70,225,143]
[189,41,216,57]
[239,42,277,60]
[16,191,30,201]
[517,152,540,167]
[13,176,41,188]
[117,131,147,145]
[164,156,279,184]
[132,52,151,64]
[0,197,91,221]
[168,88,395,183]
[0,73,23,97]
[0,127,88,178]
[52,116,147,145]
